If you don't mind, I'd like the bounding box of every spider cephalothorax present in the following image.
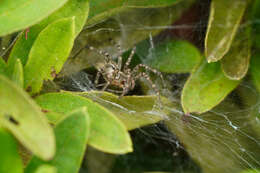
[88,44,164,97]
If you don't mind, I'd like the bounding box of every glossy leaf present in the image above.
[76,91,171,130]
[250,53,260,92]
[0,0,69,36]
[0,75,55,160]
[7,0,89,75]
[88,0,184,25]
[221,26,251,80]
[0,128,23,173]
[181,60,240,114]
[25,108,89,173]
[12,59,24,87]
[145,40,202,73]
[35,165,57,173]
[36,92,133,154]
[24,17,75,94]
[205,0,247,62]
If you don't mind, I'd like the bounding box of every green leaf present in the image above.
[24,17,75,94]
[250,52,260,92]
[87,0,185,25]
[36,92,133,154]
[76,91,171,130]
[25,108,90,173]
[0,56,7,75]
[0,75,55,160]
[0,128,23,173]
[240,170,260,173]
[145,40,201,73]
[35,165,57,173]
[252,0,260,48]
[0,0,69,36]
[12,59,24,88]
[205,0,247,62]
[126,0,180,7]
[7,0,89,76]
[221,25,251,80]
[181,60,240,114]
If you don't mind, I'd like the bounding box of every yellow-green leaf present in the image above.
[181,60,240,114]
[12,59,24,88]
[25,108,90,173]
[0,75,55,160]
[35,165,57,173]
[36,92,133,154]
[205,0,247,62]
[7,0,89,76]
[24,17,75,94]
[0,0,69,36]
[0,128,23,173]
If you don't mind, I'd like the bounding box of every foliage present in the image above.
[0,0,259,173]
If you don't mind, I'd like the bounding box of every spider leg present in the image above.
[106,88,123,94]
[135,72,160,97]
[119,88,129,98]
[101,81,110,91]
[133,64,165,87]
[134,72,162,108]
[96,83,106,87]
[88,46,113,63]
[116,43,123,70]
[95,71,101,86]
[124,47,136,72]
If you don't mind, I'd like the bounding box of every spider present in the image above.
[86,44,164,98]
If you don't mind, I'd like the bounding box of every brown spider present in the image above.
[88,44,164,98]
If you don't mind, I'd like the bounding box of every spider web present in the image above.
[1,0,260,173]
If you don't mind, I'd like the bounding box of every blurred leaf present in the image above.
[205,0,247,62]
[0,75,55,160]
[24,17,75,94]
[65,0,195,75]
[25,108,90,173]
[77,91,171,130]
[250,53,260,92]
[35,92,133,154]
[7,0,89,75]
[0,56,7,75]
[181,60,240,114]
[145,40,202,73]
[221,25,251,80]
[0,128,23,173]
[0,0,69,36]
[12,59,24,87]
[35,165,57,173]
[88,0,181,25]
